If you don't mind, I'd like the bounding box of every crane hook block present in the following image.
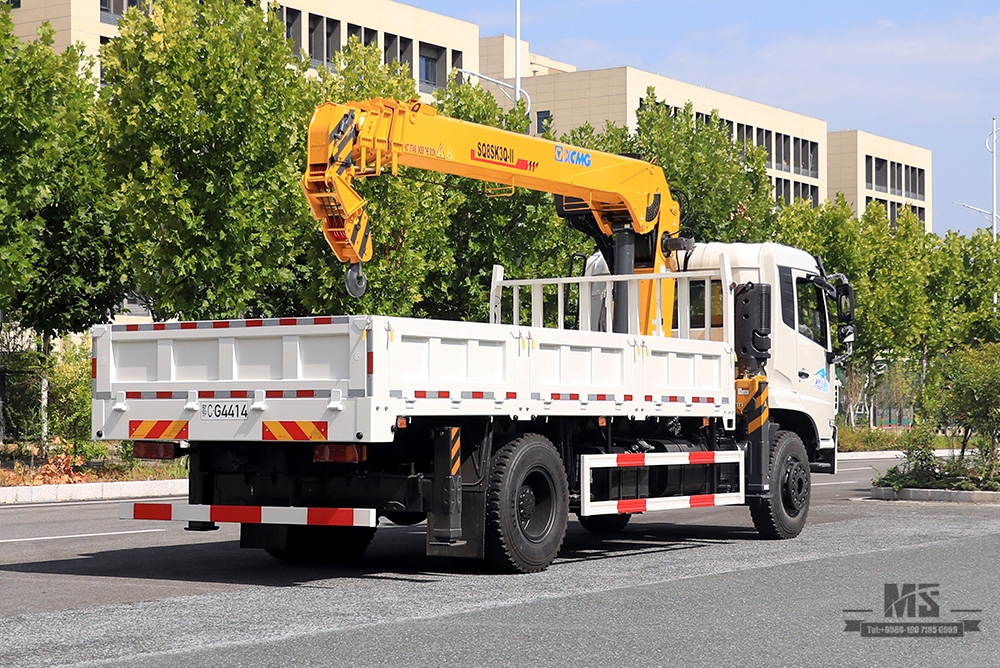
[346,263,368,298]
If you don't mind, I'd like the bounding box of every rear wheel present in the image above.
[577,513,631,534]
[749,431,810,539]
[265,525,377,564]
[485,434,569,573]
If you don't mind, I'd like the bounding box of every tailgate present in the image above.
[91,315,389,443]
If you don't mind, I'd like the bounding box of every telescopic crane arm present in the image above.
[302,97,682,333]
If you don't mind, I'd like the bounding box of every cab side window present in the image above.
[795,278,828,348]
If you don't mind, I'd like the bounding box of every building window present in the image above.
[326,19,341,65]
[451,49,463,84]
[10,0,20,8]
[874,157,887,193]
[890,161,903,196]
[537,110,551,134]
[775,133,791,172]
[384,33,399,65]
[101,0,140,24]
[397,37,414,79]
[418,43,444,93]
[808,141,818,179]
[757,128,772,168]
[419,54,437,88]
[775,177,791,205]
[283,7,302,55]
[865,155,873,190]
[364,28,378,48]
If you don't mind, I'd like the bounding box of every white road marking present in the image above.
[839,467,874,471]
[813,480,861,486]
[0,529,166,544]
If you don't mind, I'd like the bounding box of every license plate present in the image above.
[200,401,250,421]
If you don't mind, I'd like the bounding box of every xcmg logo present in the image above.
[554,145,592,167]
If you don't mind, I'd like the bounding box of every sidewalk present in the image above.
[0,479,186,505]
[837,448,963,461]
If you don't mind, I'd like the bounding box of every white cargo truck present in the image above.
[98,98,855,572]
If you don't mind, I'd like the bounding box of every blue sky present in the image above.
[403,0,1000,237]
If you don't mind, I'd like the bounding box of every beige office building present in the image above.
[9,0,479,99]
[478,36,827,208]
[828,130,932,232]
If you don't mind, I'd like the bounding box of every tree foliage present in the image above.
[0,6,125,337]
[100,0,317,320]
[939,344,1000,475]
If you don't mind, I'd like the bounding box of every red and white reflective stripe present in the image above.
[615,451,721,467]
[120,503,376,527]
[579,450,744,517]
[690,396,715,404]
[401,390,514,400]
[585,492,743,515]
[550,393,580,401]
[114,316,341,332]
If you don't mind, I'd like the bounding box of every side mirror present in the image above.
[828,324,856,365]
[835,284,855,324]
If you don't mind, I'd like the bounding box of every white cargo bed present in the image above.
[92,267,737,444]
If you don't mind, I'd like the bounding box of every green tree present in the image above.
[100,0,317,321]
[0,7,124,336]
[940,344,1000,473]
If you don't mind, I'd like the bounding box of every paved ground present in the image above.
[1,458,997,667]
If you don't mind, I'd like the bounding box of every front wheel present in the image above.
[485,434,569,573]
[749,431,811,539]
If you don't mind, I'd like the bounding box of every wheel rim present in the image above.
[517,466,555,541]
[781,457,810,516]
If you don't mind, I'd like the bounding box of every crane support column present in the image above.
[612,225,635,334]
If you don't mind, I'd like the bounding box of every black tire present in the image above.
[749,430,811,539]
[485,434,569,573]
[265,525,377,564]
[577,513,631,534]
[382,512,427,526]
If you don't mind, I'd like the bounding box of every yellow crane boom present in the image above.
[302,97,681,334]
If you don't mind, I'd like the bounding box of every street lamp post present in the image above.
[514,0,521,103]
[989,116,998,242]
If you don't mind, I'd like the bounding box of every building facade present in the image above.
[9,0,479,99]
[828,130,932,231]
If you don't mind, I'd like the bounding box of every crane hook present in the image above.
[346,262,368,298]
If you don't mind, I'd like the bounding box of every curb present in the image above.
[871,486,1000,504]
[838,449,963,461]
[0,479,188,505]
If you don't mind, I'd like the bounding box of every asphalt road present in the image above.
[1,458,998,667]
